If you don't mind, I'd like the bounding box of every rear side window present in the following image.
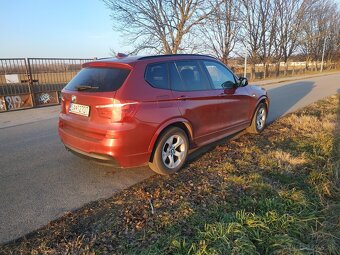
[65,67,130,92]
[169,62,185,91]
[174,61,210,91]
[145,63,169,89]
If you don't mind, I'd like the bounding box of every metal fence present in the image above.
[1,57,337,112]
[0,58,92,112]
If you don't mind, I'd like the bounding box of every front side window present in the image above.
[145,63,169,89]
[203,61,236,89]
[173,61,210,91]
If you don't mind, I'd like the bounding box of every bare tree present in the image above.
[322,3,340,66]
[201,0,241,64]
[103,0,215,54]
[273,0,307,75]
[103,0,340,73]
[258,0,277,78]
[240,0,264,79]
[299,0,339,70]
[240,0,339,78]
[240,0,277,79]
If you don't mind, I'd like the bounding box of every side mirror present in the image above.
[221,80,236,89]
[239,77,248,87]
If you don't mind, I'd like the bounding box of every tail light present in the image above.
[96,99,138,122]
[61,96,66,113]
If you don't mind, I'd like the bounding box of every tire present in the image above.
[247,103,267,134]
[149,127,189,175]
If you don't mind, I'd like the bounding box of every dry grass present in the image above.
[0,94,339,255]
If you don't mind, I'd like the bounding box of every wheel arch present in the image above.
[148,119,193,162]
[258,95,269,108]
[252,96,269,118]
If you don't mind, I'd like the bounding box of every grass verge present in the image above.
[1,94,339,255]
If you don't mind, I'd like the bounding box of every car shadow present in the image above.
[333,89,340,172]
[187,130,246,165]
[266,81,315,123]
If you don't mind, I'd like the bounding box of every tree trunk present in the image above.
[305,58,310,71]
[262,62,267,79]
[275,62,280,77]
[221,56,228,65]
[251,63,255,80]
[284,62,288,76]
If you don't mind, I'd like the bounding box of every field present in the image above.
[0,94,339,255]
[233,62,340,80]
[0,72,76,85]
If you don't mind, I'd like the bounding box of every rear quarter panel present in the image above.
[115,61,183,156]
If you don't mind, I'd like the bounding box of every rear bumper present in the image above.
[64,144,120,167]
[58,114,150,168]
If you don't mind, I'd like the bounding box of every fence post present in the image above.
[26,58,35,107]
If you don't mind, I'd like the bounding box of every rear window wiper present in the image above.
[75,85,99,91]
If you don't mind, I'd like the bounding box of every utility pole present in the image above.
[320,37,327,72]
[244,45,247,78]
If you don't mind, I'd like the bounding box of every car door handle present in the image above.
[218,93,227,97]
[177,95,189,100]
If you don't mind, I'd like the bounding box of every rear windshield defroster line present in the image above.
[64,67,130,92]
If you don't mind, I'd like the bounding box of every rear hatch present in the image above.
[61,66,131,125]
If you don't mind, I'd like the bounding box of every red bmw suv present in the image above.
[58,54,269,175]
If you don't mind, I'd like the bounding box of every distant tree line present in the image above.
[104,0,339,77]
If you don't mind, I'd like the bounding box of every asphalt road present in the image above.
[0,73,339,244]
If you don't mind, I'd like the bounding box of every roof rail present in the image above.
[137,54,216,60]
[96,57,112,60]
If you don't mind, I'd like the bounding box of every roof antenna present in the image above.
[116,53,128,58]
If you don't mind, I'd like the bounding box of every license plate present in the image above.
[69,103,90,117]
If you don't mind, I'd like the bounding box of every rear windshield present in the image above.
[64,67,130,92]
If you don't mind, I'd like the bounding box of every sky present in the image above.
[1,0,340,59]
[0,0,131,58]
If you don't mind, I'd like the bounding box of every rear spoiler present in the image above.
[82,61,133,70]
